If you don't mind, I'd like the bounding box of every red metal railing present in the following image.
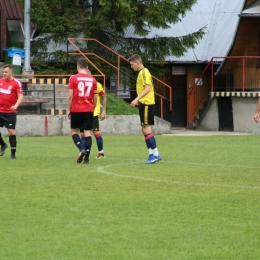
[187,56,260,127]
[67,38,172,119]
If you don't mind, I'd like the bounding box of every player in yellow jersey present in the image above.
[80,70,107,158]
[92,81,106,158]
[128,54,161,164]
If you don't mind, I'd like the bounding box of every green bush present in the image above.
[106,92,138,115]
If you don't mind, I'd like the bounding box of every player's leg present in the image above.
[94,131,104,158]
[0,115,9,156]
[0,132,8,156]
[140,104,161,164]
[80,126,85,150]
[93,116,104,158]
[139,104,153,163]
[82,112,94,164]
[70,112,84,163]
[7,128,16,159]
[3,113,17,159]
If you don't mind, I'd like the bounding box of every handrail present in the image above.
[187,56,260,128]
[154,92,170,118]
[67,38,172,113]
[188,59,213,96]
[16,38,173,119]
[187,58,212,128]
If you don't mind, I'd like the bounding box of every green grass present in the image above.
[1,134,260,259]
[106,92,138,115]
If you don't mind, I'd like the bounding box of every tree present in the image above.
[17,0,205,73]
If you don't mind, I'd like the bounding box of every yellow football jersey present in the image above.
[136,68,155,105]
[94,82,105,116]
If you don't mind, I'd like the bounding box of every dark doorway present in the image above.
[218,97,234,131]
[170,75,187,127]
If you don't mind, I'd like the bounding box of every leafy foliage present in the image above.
[16,0,205,74]
[106,92,138,115]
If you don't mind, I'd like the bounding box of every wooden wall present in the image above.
[0,0,23,61]
[220,16,260,90]
[245,0,258,8]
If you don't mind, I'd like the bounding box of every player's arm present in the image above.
[11,93,24,110]
[254,97,260,123]
[130,84,150,107]
[100,93,107,120]
[67,89,73,119]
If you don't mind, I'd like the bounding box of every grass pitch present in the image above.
[0,134,260,259]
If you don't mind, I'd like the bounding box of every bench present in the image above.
[21,100,47,114]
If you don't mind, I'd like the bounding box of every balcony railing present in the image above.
[187,56,260,126]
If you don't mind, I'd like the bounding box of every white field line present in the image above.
[164,160,260,169]
[96,161,260,190]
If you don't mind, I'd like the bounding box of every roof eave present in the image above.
[238,13,260,17]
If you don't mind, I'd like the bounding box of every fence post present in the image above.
[211,59,214,92]
[53,77,56,115]
[160,97,163,119]
[242,58,245,92]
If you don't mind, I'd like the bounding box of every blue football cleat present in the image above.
[145,154,157,164]
[145,154,162,164]
[155,154,162,162]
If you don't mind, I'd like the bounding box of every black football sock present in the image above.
[0,133,6,146]
[72,134,83,151]
[9,135,17,155]
[84,136,92,160]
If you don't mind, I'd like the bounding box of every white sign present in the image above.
[172,66,186,75]
[12,54,22,66]
[195,78,203,85]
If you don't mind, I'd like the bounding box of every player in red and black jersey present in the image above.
[0,64,23,159]
[67,58,97,164]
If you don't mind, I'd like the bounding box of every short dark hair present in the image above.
[2,64,13,70]
[77,58,88,69]
[128,54,142,63]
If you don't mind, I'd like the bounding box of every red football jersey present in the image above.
[68,73,97,112]
[0,78,23,113]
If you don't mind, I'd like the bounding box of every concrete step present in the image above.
[42,108,68,115]
[26,91,53,98]
[42,104,68,110]
[43,97,67,105]
[26,84,68,97]
[27,84,68,91]
[24,82,68,111]
[27,91,68,98]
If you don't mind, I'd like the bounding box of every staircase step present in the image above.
[27,84,68,90]
[39,97,67,105]
[26,84,68,98]
[42,104,68,110]
[203,100,209,108]
[42,108,68,115]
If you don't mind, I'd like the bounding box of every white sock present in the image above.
[152,148,159,157]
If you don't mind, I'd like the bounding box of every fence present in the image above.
[16,75,70,115]
[187,56,260,125]
[67,38,172,119]
[15,74,171,118]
